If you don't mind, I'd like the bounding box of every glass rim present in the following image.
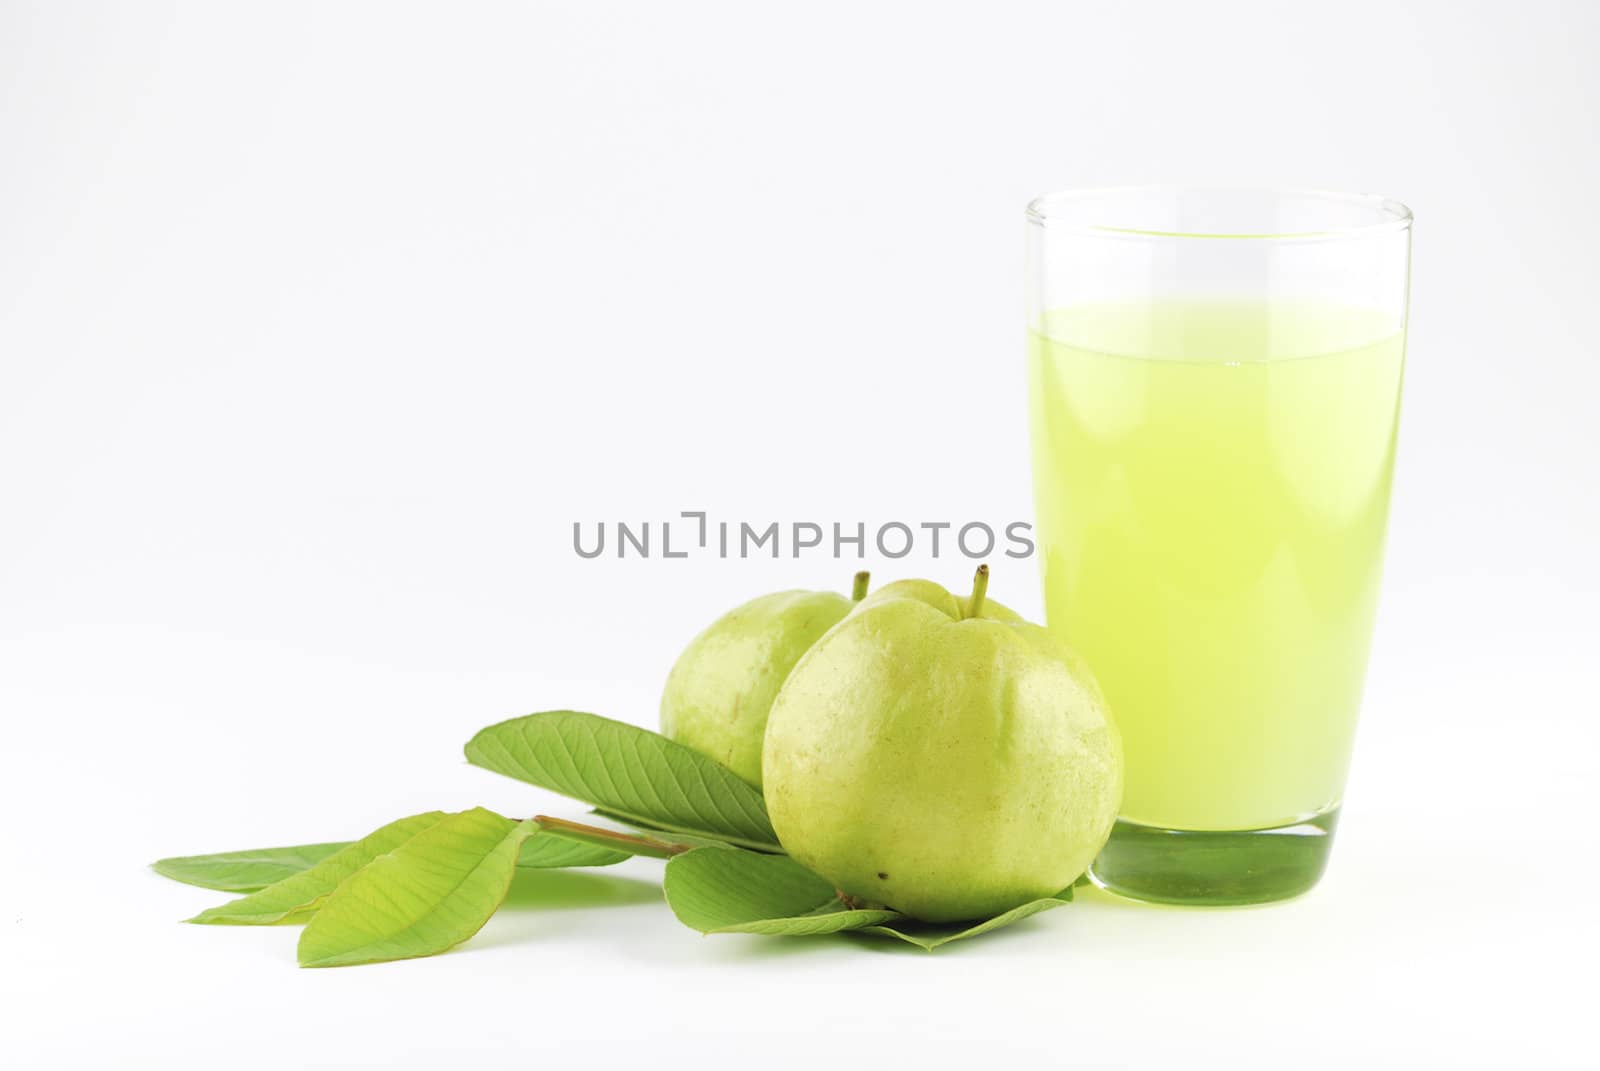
[1025,185,1413,243]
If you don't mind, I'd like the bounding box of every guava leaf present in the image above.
[857,892,1073,950]
[297,808,535,968]
[529,815,690,860]
[153,841,353,893]
[517,832,632,868]
[156,829,629,897]
[587,810,762,852]
[664,845,1074,948]
[664,846,900,936]
[465,710,778,850]
[187,812,450,925]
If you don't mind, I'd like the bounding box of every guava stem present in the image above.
[966,564,990,619]
[851,571,871,602]
[531,815,691,859]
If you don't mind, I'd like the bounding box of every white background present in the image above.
[3,1,1597,1067]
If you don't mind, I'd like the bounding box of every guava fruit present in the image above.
[660,572,869,786]
[761,567,1123,923]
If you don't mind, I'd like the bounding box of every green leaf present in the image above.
[156,829,627,899]
[186,812,449,925]
[664,846,1074,948]
[516,833,631,869]
[587,810,751,851]
[465,710,778,850]
[153,841,352,893]
[664,846,900,936]
[297,808,535,968]
[858,892,1073,950]
[530,814,688,860]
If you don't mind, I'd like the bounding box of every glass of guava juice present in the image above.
[1025,187,1411,904]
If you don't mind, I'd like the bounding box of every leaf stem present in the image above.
[966,563,989,619]
[851,570,871,602]
[589,808,783,853]
[531,815,691,860]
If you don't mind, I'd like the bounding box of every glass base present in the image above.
[1089,807,1340,906]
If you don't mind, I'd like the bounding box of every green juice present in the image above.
[1028,302,1404,835]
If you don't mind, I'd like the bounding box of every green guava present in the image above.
[660,572,869,786]
[761,567,1123,923]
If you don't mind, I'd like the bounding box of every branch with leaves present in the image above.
[154,711,1078,966]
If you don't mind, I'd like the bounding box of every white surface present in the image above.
[2,1,1597,1067]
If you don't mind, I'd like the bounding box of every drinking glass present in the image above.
[1025,187,1410,904]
